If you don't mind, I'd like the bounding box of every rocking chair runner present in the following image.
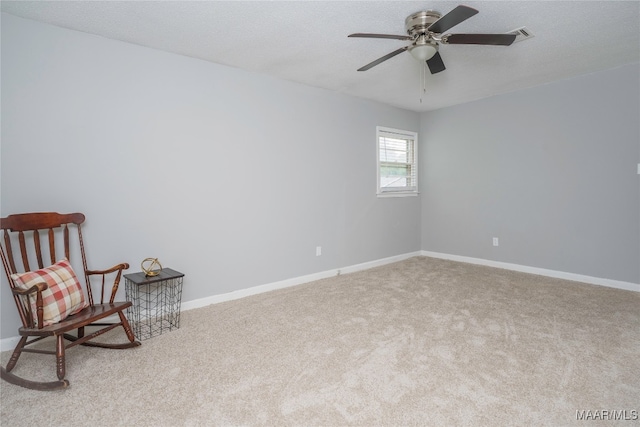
[1,212,140,390]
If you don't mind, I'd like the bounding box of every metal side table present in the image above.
[124,268,184,340]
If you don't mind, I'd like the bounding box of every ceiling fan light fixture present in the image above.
[408,43,438,61]
[350,5,518,73]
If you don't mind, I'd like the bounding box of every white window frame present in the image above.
[376,126,418,197]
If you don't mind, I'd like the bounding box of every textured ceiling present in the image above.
[2,1,639,112]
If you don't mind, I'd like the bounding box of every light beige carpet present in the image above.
[1,256,638,426]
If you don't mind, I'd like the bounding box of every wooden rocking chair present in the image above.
[1,212,140,390]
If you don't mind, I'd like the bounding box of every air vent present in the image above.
[508,26,534,43]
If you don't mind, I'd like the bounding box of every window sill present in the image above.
[377,192,419,198]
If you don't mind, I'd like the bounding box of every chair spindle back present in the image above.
[1,212,90,328]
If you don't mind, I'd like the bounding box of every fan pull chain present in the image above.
[423,62,427,95]
[419,62,427,104]
[419,63,423,103]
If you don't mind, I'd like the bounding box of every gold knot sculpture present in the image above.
[141,258,162,277]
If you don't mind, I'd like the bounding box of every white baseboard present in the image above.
[0,251,421,352]
[421,250,640,293]
[181,251,423,311]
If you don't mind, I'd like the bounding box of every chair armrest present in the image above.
[86,263,130,276]
[85,263,130,304]
[11,282,48,296]
[12,282,48,328]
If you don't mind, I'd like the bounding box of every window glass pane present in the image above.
[381,176,408,188]
[380,137,411,164]
[380,165,408,176]
[380,148,408,163]
[381,137,406,148]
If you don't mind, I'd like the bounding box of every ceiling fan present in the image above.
[349,5,517,73]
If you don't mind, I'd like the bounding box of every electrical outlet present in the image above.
[493,237,499,247]
[316,246,322,256]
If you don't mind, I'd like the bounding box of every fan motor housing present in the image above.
[405,11,441,36]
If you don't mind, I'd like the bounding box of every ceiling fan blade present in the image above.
[445,33,517,46]
[348,33,412,41]
[427,5,478,34]
[426,52,446,74]
[357,46,409,71]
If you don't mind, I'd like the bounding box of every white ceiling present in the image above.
[2,1,639,112]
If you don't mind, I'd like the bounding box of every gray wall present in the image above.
[420,63,640,284]
[0,14,421,338]
[2,12,638,341]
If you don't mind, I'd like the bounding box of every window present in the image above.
[376,126,418,197]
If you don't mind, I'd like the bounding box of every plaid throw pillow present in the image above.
[11,259,88,326]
